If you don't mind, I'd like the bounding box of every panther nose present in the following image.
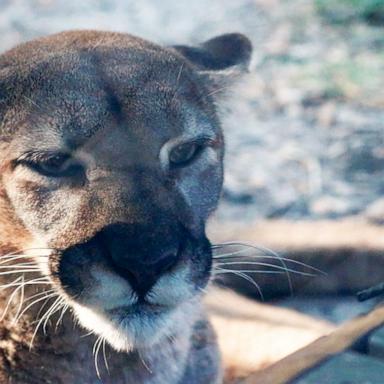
[98,223,182,296]
[111,249,180,296]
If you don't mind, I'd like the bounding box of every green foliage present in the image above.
[292,53,384,105]
[315,0,384,24]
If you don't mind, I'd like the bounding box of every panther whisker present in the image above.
[198,286,209,295]
[0,256,32,263]
[23,289,56,306]
[0,247,54,258]
[102,338,110,374]
[12,289,56,324]
[170,62,185,104]
[13,291,57,325]
[213,267,264,300]
[138,350,153,374]
[0,280,51,289]
[213,269,287,275]
[42,296,66,334]
[29,295,62,350]
[212,248,255,258]
[214,267,316,277]
[213,261,318,277]
[1,276,23,321]
[0,270,42,276]
[0,262,40,268]
[213,242,327,275]
[13,275,26,322]
[0,254,50,259]
[0,265,41,270]
[212,241,294,294]
[55,303,69,330]
[93,335,104,379]
[213,253,326,275]
[35,291,58,322]
[201,85,233,100]
[0,256,47,265]
[80,330,96,338]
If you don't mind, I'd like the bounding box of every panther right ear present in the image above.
[172,33,253,97]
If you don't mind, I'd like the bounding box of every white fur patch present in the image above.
[147,263,194,306]
[24,238,53,277]
[71,297,198,352]
[87,266,138,309]
[70,263,199,351]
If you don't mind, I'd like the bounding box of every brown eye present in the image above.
[36,154,71,176]
[19,152,82,178]
[169,143,201,166]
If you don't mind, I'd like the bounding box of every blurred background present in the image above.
[1,0,383,321]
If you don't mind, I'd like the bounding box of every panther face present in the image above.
[0,31,251,352]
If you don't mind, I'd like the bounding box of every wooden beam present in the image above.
[238,305,384,384]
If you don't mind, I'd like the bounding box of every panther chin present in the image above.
[71,297,199,352]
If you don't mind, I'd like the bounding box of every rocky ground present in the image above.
[1,0,383,224]
[217,1,384,223]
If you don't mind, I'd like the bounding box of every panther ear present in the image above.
[172,33,252,96]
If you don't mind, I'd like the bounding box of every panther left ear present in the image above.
[172,33,252,96]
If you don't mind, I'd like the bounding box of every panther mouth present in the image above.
[49,223,212,351]
[70,291,199,352]
[109,301,171,317]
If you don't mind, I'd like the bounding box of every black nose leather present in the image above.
[98,223,182,296]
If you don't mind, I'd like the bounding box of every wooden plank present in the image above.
[205,288,333,383]
[237,305,384,384]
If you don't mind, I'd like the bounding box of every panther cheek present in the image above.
[23,239,53,277]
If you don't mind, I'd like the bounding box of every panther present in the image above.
[0,30,252,383]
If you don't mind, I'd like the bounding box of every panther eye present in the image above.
[18,152,81,178]
[169,143,201,166]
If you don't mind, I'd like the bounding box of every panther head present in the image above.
[0,30,252,352]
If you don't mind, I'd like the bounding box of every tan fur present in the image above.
[0,186,32,254]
